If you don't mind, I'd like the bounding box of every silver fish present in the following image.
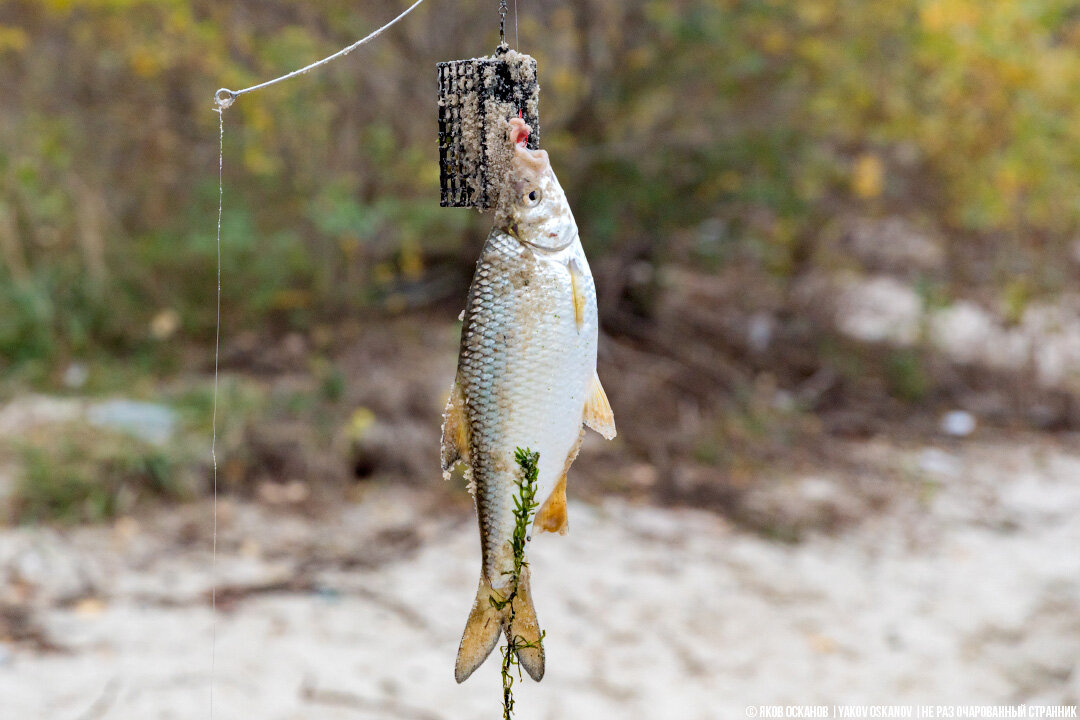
[442,118,616,683]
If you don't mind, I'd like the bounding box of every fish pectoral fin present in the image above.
[440,381,470,480]
[568,258,585,329]
[455,568,545,684]
[583,372,617,439]
[534,474,569,535]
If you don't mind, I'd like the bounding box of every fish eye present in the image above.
[522,188,542,208]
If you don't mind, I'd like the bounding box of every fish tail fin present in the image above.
[454,567,545,683]
[455,576,503,683]
[507,565,545,681]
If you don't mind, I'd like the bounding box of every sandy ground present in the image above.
[1,437,1079,720]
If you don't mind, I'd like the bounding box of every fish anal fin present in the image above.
[583,372,616,440]
[440,382,470,480]
[534,428,584,536]
[535,474,569,535]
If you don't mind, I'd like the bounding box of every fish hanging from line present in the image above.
[441,117,617,684]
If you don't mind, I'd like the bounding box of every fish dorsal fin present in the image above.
[440,381,470,480]
[583,372,616,440]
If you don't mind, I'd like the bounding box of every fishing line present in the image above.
[214,0,428,110]
[209,107,223,720]
[207,3,433,717]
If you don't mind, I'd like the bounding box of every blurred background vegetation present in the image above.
[1,0,1079,525]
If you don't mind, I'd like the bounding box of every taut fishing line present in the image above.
[209,105,222,720]
[213,0,428,110]
[207,2,430,717]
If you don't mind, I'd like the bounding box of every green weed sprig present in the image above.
[490,447,544,720]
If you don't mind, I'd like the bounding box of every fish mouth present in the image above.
[507,118,548,174]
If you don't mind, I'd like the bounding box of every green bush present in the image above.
[0,0,1077,371]
[14,428,182,523]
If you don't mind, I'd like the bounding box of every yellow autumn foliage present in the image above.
[0,0,1077,364]
[852,155,884,200]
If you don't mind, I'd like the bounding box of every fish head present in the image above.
[498,118,577,251]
